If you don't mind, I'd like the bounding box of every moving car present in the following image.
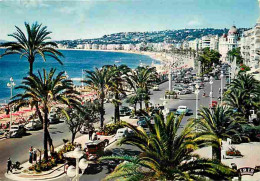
[119,106,132,116]
[152,85,159,91]
[175,106,193,116]
[115,128,131,140]
[25,119,42,130]
[10,125,26,138]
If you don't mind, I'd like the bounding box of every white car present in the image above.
[25,119,42,130]
[203,76,209,82]
[152,85,159,91]
[115,128,132,140]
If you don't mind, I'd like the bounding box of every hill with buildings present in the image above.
[56,28,247,48]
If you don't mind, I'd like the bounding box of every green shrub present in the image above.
[104,121,126,135]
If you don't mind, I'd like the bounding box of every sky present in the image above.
[0,0,259,41]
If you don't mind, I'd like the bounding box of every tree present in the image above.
[61,108,87,144]
[126,66,158,111]
[198,48,221,74]
[83,66,113,128]
[225,73,260,118]
[0,22,64,75]
[195,106,243,162]
[100,113,236,180]
[107,65,131,123]
[227,48,243,65]
[11,69,80,160]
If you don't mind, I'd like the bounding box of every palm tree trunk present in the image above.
[71,132,76,144]
[114,93,120,123]
[29,58,34,75]
[212,144,221,162]
[139,101,142,110]
[43,107,48,161]
[100,94,105,128]
[35,104,54,154]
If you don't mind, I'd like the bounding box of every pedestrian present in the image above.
[33,148,37,164]
[7,158,12,174]
[29,146,33,164]
[219,88,221,94]
[89,127,93,141]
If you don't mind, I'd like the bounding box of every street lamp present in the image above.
[7,77,15,138]
[195,84,200,119]
[209,76,213,110]
[65,147,88,181]
[220,71,224,105]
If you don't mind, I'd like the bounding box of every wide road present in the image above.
[61,76,224,181]
[2,75,224,181]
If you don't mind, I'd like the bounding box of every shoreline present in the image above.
[57,48,195,69]
[57,48,167,64]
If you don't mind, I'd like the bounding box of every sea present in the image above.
[0,49,158,103]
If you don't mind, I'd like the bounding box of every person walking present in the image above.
[89,127,94,141]
[29,146,33,164]
[33,148,37,164]
[7,158,12,174]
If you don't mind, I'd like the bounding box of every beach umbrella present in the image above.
[12,113,20,116]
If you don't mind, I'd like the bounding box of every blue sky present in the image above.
[0,0,259,40]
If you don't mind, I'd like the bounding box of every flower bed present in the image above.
[26,142,75,173]
[226,146,243,157]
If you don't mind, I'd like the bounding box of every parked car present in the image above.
[48,113,59,124]
[25,119,42,130]
[119,106,132,116]
[183,89,192,94]
[175,106,193,116]
[80,125,90,134]
[10,125,26,138]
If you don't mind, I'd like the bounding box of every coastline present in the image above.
[57,48,195,69]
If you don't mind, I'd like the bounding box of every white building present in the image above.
[218,26,240,62]
[239,20,260,69]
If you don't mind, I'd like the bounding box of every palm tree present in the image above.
[100,113,236,180]
[0,22,64,75]
[225,73,260,118]
[195,106,243,162]
[227,48,243,64]
[107,64,131,123]
[83,66,113,128]
[11,69,80,160]
[126,66,158,110]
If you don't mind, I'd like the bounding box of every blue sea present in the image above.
[0,49,158,102]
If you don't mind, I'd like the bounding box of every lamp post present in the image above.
[195,84,199,119]
[7,77,15,137]
[168,67,172,92]
[65,147,88,181]
[81,69,84,87]
[220,71,224,105]
[209,76,213,110]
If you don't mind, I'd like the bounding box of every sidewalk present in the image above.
[5,134,92,181]
[195,142,260,180]
[5,116,136,181]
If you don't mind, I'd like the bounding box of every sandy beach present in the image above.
[58,48,195,72]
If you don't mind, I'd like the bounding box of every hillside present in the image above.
[56,28,248,48]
